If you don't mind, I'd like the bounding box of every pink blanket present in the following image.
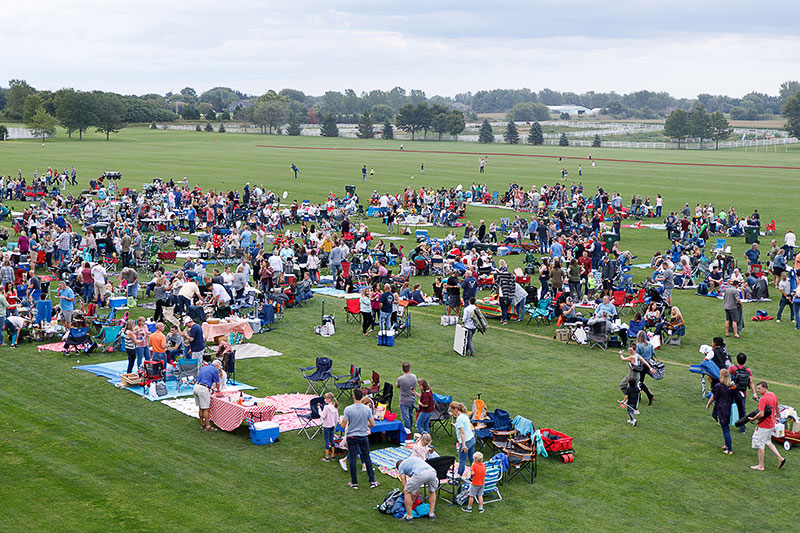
[38,342,66,352]
[263,393,317,413]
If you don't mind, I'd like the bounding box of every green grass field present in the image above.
[1,128,799,532]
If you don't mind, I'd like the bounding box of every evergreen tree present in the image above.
[527,121,544,145]
[204,122,213,132]
[504,120,519,144]
[592,134,602,147]
[285,114,303,136]
[478,119,494,143]
[664,109,690,148]
[218,123,225,133]
[320,113,339,137]
[381,121,394,140]
[356,112,374,138]
[559,133,569,146]
[195,124,201,131]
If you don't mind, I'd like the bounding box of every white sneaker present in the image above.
[777,319,781,323]
[634,410,640,415]
[339,458,348,471]
[632,419,637,427]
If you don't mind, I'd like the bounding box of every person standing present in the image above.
[494,260,515,326]
[450,402,476,477]
[328,241,343,280]
[445,273,461,317]
[194,360,221,431]
[361,165,367,182]
[414,378,434,435]
[462,297,479,356]
[57,281,76,327]
[706,368,735,454]
[291,164,300,179]
[182,316,205,362]
[359,287,373,335]
[723,280,742,338]
[341,389,379,489]
[149,322,167,365]
[776,271,794,323]
[748,382,786,471]
[379,283,394,332]
[396,362,417,433]
[460,270,478,304]
[729,352,758,434]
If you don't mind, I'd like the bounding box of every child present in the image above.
[320,392,339,462]
[411,433,432,460]
[622,377,639,427]
[463,451,485,513]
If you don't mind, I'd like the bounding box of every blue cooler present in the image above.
[109,296,127,309]
[249,420,280,445]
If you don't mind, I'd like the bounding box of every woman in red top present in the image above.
[414,378,435,435]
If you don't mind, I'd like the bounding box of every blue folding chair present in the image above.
[300,357,333,395]
[290,396,325,439]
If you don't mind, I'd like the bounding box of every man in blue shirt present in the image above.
[182,316,205,360]
[58,281,75,326]
[550,240,563,259]
[187,205,197,234]
[594,295,618,319]
[395,456,438,521]
[329,243,344,280]
[744,243,760,266]
[460,271,478,302]
[193,359,221,431]
[379,283,394,331]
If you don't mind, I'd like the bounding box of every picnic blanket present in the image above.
[233,343,283,359]
[311,287,349,298]
[73,359,256,401]
[369,446,412,478]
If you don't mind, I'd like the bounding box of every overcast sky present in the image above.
[3,0,798,99]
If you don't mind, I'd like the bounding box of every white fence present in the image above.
[543,138,798,149]
[5,127,54,140]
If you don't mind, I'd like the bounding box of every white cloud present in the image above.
[1,0,798,98]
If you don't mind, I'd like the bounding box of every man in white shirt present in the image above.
[211,282,231,306]
[91,263,107,303]
[785,229,796,249]
[177,280,202,315]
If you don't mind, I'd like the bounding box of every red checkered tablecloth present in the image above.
[210,392,276,431]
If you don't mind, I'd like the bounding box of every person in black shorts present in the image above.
[446,274,461,317]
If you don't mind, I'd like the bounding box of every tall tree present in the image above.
[94,92,126,140]
[285,113,303,136]
[527,122,544,145]
[253,101,287,133]
[5,79,34,120]
[779,81,800,106]
[55,89,95,140]
[381,121,394,140]
[708,111,732,149]
[356,112,374,139]
[431,109,449,141]
[504,121,519,144]
[478,119,494,143]
[369,104,394,123]
[395,103,420,140]
[664,109,690,148]
[445,110,466,140]
[22,93,44,123]
[782,91,800,139]
[688,104,712,148]
[592,134,602,147]
[319,113,339,137]
[558,133,569,146]
[27,108,57,142]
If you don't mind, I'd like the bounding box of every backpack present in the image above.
[697,282,708,295]
[472,307,488,334]
[376,488,403,514]
[733,366,751,391]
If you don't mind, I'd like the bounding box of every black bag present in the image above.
[733,366,751,391]
[187,305,207,324]
[697,282,708,295]
[376,488,403,514]
[155,380,167,397]
[649,359,665,380]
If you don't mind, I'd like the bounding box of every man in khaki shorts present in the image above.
[193,360,221,431]
[396,456,437,522]
[749,381,787,471]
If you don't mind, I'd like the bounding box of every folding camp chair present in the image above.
[424,456,457,504]
[431,256,445,276]
[505,438,537,484]
[344,296,362,324]
[62,326,94,356]
[300,356,333,395]
[333,365,362,400]
[175,358,201,392]
[290,396,325,440]
[526,298,552,325]
[361,370,381,396]
[139,360,165,388]
[488,409,517,451]
[92,307,118,332]
[371,382,393,411]
[429,393,453,441]
[94,324,124,352]
[394,310,411,338]
[479,455,505,503]
[586,321,610,350]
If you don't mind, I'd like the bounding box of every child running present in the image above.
[462,451,485,513]
[320,392,339,462]
[622,377,640,427]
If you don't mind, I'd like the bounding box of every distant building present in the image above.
[547,105,595,117]
[228,100,254,113]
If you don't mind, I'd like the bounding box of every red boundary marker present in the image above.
[254,144,800,170]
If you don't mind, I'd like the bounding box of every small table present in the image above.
[202,319,254,343]
[336,418,406,443]
[210,392,276,431]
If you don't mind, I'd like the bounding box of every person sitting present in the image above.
[707,265,723,292]
[409,284,426,305]
[627,312,646,341]
[594,294,618,320]
[560,296,588,324]
[653,306,684,340]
